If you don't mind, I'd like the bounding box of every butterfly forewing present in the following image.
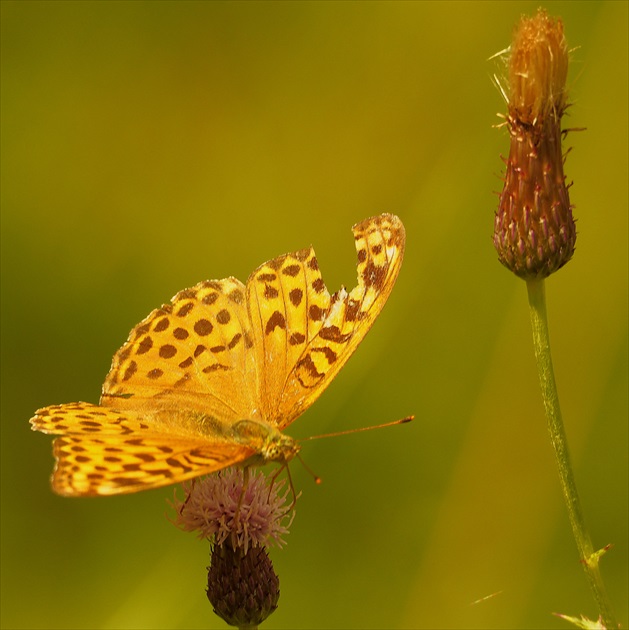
[246,246,332,423]
[247,213,406,427]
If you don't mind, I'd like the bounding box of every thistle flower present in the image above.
[172,467,294,551]
[171,467,293,628]
[493,9,577,279]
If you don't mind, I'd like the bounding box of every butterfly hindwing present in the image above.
[32,403,254,496]
[100,278,258,422]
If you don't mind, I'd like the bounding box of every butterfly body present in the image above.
[31,214,405,496]
[228,419,301,467]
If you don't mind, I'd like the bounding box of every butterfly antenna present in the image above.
[296,453,322,486]
[300,415,414,442]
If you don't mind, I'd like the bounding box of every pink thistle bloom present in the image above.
[172,467,294,553]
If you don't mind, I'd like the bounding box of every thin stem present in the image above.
[526,277,617,629]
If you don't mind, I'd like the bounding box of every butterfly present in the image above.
[30,213,406,496]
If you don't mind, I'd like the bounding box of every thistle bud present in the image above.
[207,541,280,628]
[493,9,577,279]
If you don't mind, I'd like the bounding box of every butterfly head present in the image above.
[231,419,300,466]
[261,432,300,464]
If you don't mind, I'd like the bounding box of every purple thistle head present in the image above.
[172,467,294,552]
[171,467,294,628]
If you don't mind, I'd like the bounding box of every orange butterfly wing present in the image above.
[30,403,255,496]
[246,213,405,427]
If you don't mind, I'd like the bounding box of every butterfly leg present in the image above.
[284,464,299,510]
[178,478,197,516]
[268,463,299,510]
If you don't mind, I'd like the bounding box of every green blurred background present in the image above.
[1,1,626,628]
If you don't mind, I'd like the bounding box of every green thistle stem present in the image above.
[526,278,617,629]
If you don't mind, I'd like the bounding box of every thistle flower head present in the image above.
[493,9,577,279]
[172,467,294,552]
[171,468,293,627]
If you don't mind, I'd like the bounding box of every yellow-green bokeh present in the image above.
[1,2,626,628]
